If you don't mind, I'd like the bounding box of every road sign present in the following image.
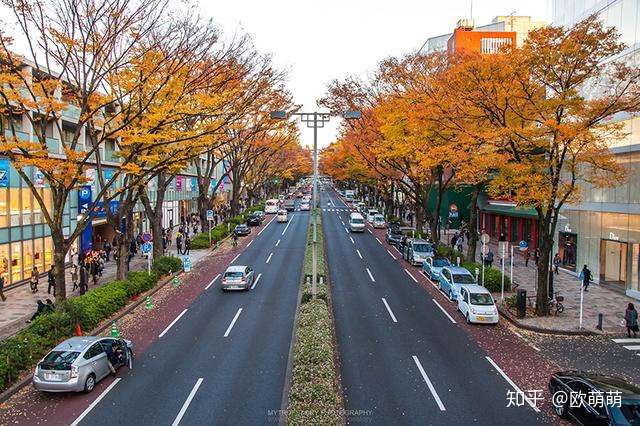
[141,242,152,254]
[142,232,152,243]
[183,255,192,273]
[519,240,528,251]
[480,233,490,244]
[206,210,214,221]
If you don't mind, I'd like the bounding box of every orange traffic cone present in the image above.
[75,323,83,336]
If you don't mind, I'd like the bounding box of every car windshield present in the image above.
[433,258,450,267]
[610,400,640,424]
[374,215,384,221]
[368,211,378,215]
[351,218,364,224]
[225,272,244,279]
[470,293,494,306]
[413,244,432,253]
[453,273,476,284]
[40,350,80,370]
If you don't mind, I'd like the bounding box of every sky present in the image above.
[202,0,550,149]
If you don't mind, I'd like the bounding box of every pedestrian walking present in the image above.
[184,236,191,255]
[0,274,6,302]
[534,248,540,266]
[484,249,494,268]
[553,253,562,275]
[79,262,88,295]
[71,264,79,292]
[30,266,39,293]
[451,233,458,250]
[524,248,531,267]
[104,240,111,262]
[176,231,183,255]
[579,264,592,292]
[47,266,55,295]
[625,303,639,338]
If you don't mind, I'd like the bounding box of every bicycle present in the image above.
[549,291,565,315]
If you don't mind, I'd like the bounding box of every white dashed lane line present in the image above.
[275,239,281,247]
[224,308,243,338]
[366,268,376,283]
[413,356,446,411]
[349,237,355,244]
[382,298,398,323]
[404,268,418,283]
[432,299,456,324]
[356,249,363,259]
[486,356,541,413]
[266,252,273,264]
[251,273,262,289]
[159,309,189,338]
[205,274,221,290]
[171,378,204,426]
[387,250,397,260]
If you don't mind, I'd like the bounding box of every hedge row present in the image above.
[0,256,182,392]
[461,261,511,293]
[190,202,266,250]
[288,212,341,425]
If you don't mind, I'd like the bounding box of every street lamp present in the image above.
[271,110,361,297]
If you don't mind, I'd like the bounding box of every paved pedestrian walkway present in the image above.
[0,247,209,339]
[462,236,632,335]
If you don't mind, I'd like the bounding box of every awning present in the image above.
[479,202,538,219]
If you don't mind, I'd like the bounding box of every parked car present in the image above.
[284,199,295,212]
[221,265,255,291]
[300,201,310,211]
[366,209,379,223]
[438,266,477,301]
[402,238,434,266]
[33,336,133,393]
[372,214,386,229]
[385,225,414,246]
[457,285,499,324]
[355,202,366,213]
[234,223,251,236]
[349,212,366,232]
[277,209,288,223]
[265,199,279,214]
[255,210,265,221]
[549,371,640,425]
[423,256,451,280]
[246,213,262,226]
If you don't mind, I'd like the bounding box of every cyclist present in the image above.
[232,232,238,247]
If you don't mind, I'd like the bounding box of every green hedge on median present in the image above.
[0,257,177,392]
[461,261,511,293]
[189,202,266,250]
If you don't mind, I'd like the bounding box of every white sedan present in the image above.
[457,284,499,324]
[277,209,288,223]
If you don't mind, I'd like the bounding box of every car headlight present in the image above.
[470,307,478,314]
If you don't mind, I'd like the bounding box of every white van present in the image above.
[349,212,365,232]
[366,209,379,223]
[265,199,279,214]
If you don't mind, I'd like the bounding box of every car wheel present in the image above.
[466,313,471,324]
[84,374,96,393]
[449,290,454,301]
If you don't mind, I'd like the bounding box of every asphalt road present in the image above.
[321,188,547,425]
[80,204,308,425]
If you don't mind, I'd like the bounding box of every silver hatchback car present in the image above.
[221,265,255,291]
[33,336,133,393]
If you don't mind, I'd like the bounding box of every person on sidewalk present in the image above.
[580,265,592,292]
[104,240,111,262]
[176,231,183,255]
[184,236,191,256]
[625,303,638,338]
[30,266,39,293]
[484,249,494,268]
[45,298,55,314]
[0,274,6,302]
[47,266,56,295]
[524,248,531,267]
[71,264,79,292]
[553,253,562,275]
[79,262,88,295]
[26,300,46,323]
[534,248,540,266]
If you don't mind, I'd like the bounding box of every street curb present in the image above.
[0,270,181,405]
[497,305,600,336]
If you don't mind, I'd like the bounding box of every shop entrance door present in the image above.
[600,239,628,285]
[558,232,577,271]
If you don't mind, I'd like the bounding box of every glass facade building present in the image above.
[552,0,640,298]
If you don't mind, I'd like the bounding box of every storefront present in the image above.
[478,198,539,248]
[558,230,577,271]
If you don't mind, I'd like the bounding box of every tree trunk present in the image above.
[466,184,481,263]
[141,174,167,260]
[230,177,241,216]
[52,231,67,300]
[535,216,552,316]
[116,239,128,280]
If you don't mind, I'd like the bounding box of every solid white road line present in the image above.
[366,268,376,283]
[382,298,398,323]
[281,217,293,236]
[420,271,439,288]
[159,309,188,338]
[404,268,418,283]
[70,378,122,426]
[394,246,402,255]
[266,252,273,264]
[386,250,397,260]
[486,356,540,413]
[246,240,253,248]
[275,239,281,247]
[367,229,373,234]
[432,299,456,324]
[349,237,355,244]
[344,228,349,234]
[251,273,263,289]
[375,237,382,245]
[230,253,240,264]
[257,216,276,236]
[613,338,640,343]
[356,249,363,259]
[171,378,204,426]
[624,345,640,351]
[412,356,446,411]
[205,274,221,290]
[224,308,243,337]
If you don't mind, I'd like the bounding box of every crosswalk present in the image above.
[612,338,640,355]
[322,208,354,212]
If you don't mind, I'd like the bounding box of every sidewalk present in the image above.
[0,247,209,339]
[463,237,631,335]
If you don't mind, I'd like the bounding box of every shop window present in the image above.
[22,240,33,277]
[9,188,20,226]
[0,244,8,284]
[22,188,32,225]
[34,238,44,270]
[0,188,7,228]
[559,232,577,272]
[44,237,53,271]
[10,241,21,283]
